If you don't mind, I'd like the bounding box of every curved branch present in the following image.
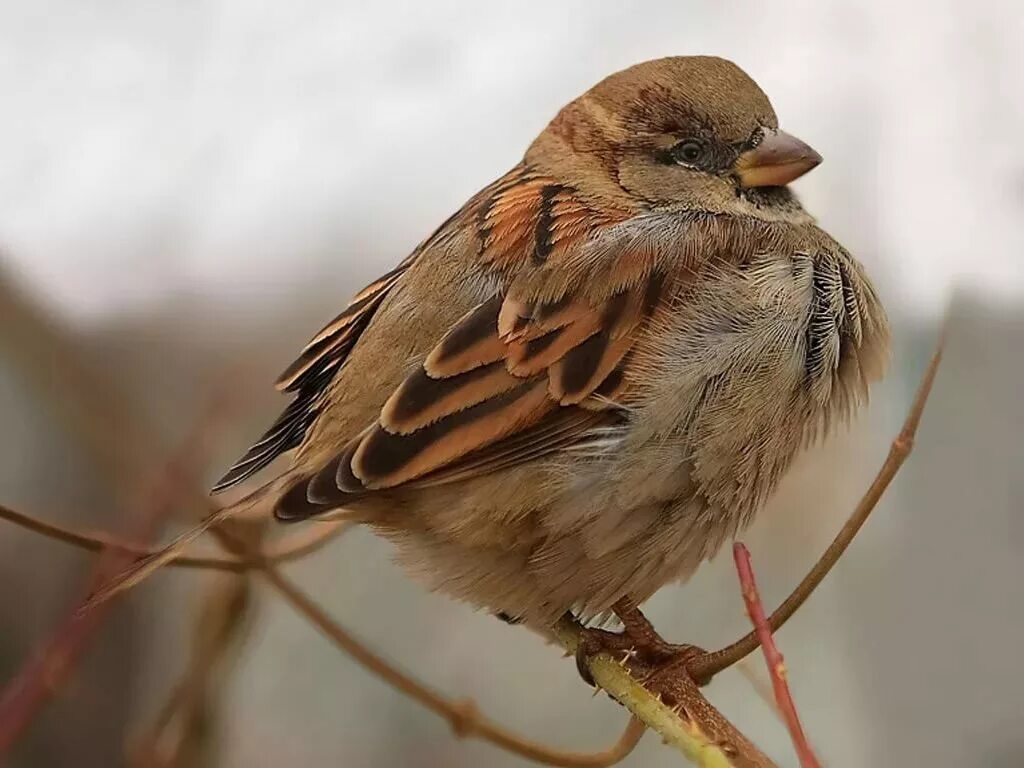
[691,334,944,682]
[131,563,255,766]
[0,400,223,754]
[253,561,646,767]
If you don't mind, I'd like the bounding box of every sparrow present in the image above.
[105,56,890,661]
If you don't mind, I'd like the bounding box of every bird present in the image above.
[98,56,889,667]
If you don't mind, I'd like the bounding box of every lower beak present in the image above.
[734,129,822,188]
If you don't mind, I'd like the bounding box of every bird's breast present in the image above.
[560,241,889,548]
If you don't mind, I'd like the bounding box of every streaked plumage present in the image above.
[208,56,890,628]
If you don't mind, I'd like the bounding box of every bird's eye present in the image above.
[671,139,706,166]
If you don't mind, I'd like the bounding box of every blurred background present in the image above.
[1,1,1022,766]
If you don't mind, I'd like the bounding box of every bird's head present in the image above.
[528,56,821,216]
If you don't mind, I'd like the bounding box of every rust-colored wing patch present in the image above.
[478,178,595,269]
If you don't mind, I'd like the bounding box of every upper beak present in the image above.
[734,129,822,188]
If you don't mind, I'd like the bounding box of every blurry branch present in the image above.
[0,503,349,572]
[690,335,944,682]
[733,544,819,768]
[212,526,647,768]
[2,502,648,768]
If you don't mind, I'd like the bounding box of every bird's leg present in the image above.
[613,602,706,665]
[573,598,710,687]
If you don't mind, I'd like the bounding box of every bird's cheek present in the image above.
[616,157,696,205]
[617,157,732,211]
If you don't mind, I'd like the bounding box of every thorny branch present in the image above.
[555,618,776,768]
[0,271,946,766]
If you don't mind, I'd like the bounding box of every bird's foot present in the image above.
[573,601,711,689]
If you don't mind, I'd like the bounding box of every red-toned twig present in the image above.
[733,543,820,768]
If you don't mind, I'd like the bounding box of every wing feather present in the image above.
[264,166,673,521]
[274,171,669,520]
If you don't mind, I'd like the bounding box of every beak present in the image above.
[734,129,822,188]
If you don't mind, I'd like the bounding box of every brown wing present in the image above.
[277,168,670,519]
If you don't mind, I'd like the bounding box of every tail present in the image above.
[80,474,293,613]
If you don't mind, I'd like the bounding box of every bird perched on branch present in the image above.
[101,56,889,668]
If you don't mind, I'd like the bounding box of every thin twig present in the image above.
[690,334,944,682]
[733,544,820,768]
[0,503,349,573]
